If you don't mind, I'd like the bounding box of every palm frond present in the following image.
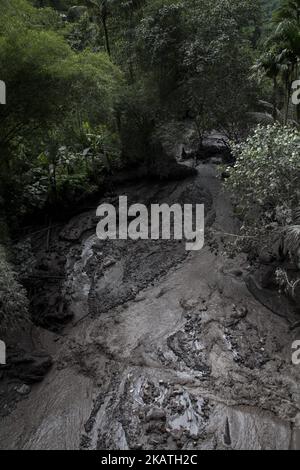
[293,207,300,225]
[282,225,300,258]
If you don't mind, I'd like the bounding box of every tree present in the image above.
[252,50,283,119]
[180,0,260,143]
[0,0,123,220]
[259,0,300,123]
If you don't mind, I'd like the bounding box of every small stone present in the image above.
[132,443,142,450]
[103,258,116,268]
[16,384,31,396]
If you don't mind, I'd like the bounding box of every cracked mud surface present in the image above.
[1,164,300,450]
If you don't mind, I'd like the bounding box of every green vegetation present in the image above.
[224,1,300,297]
[226,124,300,228]
[227,1,300,264]
[0,0,123,223]
[0,0,300,326]
[0,0,261,228]
[0,244,29,331]
[225,124,300,265]
[254,0,300,123]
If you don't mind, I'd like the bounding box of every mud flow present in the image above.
[0,164,299,450]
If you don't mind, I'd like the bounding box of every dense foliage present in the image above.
[226,1,300,268]
[253,0,300,123]
[0,0,262,227]
[226,124,300,228]
[0,0,122,223]
[1,0,300,325]
[0,245,29,331]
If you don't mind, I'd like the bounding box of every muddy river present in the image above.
[0,163,299,450]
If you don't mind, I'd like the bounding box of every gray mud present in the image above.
[0,164,300,450]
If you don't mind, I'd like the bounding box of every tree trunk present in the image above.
[273,77,278,121]
[102,14,111,57]
[285,79,291,125]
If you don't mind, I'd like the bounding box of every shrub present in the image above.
[225,124,300,228]
[223,124,300,262]
[0,245,30,332]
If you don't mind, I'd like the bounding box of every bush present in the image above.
[225,124,300,229]
[0,245,30,332]
[223,124,300,263]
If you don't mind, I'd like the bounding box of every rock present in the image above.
[231,268,244,277]
[16,384,31,396]
[246,273,298,319]
[132,443,142,450]
[258,248,275,264]
[232,306,248,320]
[103,258,116,269]
[146,408,166,422]
[8,351,53,384]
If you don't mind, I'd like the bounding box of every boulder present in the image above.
[146,408,166,422]
[7,351,53,384]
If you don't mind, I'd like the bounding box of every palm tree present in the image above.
[252,50,283,120]
[274,24,300,121]
[273,0,300,25]
[85,0,112,56]
[271,0,300,121]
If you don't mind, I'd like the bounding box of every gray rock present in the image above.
[146,408,166,422]
[8,351,53,384]
[16,384,31,396]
